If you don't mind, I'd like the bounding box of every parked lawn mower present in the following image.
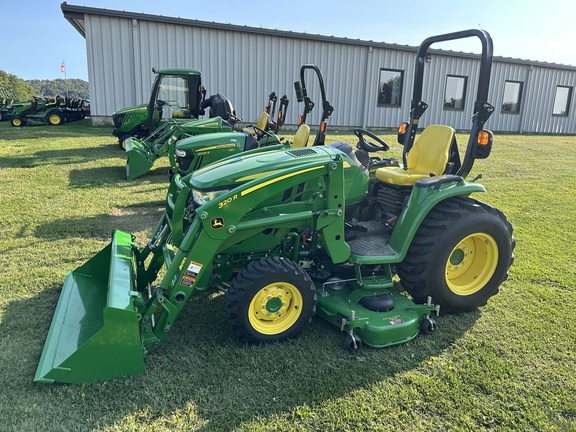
[112,68,207,147]
[35,30,514,384]
[4,95,86,127]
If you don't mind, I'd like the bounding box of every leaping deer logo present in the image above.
[211,217,225,229]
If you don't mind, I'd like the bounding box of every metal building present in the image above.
[62,2,576,134]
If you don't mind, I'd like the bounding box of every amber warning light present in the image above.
[478,130,493,145]
[398,122,408,134]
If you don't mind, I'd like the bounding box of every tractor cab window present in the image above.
[158,76,191,119]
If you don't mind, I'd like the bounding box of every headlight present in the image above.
[191,189,229,206]
[113,113,125,128]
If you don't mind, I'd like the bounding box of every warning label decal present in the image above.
[180,261,203,286]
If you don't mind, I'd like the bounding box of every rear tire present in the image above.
[397,197,514,313]
[225,257,317,343]
[47,113,63,125]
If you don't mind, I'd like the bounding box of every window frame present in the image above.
[377,68,404,107]
[501,80,523,114]
[443,74,468,111]
[552,85,573,117]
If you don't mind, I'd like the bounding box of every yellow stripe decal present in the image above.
[236,169,283,182]
[197,143,237,152]
[241,166,323,196]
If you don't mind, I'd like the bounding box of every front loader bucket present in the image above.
[126,138,155,180]
[35,230,144,383]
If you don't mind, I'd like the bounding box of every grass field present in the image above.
[0,120,574,431]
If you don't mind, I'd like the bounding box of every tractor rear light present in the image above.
[473,129,493,159]
[398,122,408,134]
[320,122,327,132]
[397,121,409,145]
[477,130,493,145]
[298,114,303,124]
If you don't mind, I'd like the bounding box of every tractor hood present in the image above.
[188,146,334,190]
[112,103,148,117]
[185,144,369,205]
[180,116,227,130]
[176,131,241,152]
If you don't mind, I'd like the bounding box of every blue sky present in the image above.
[3,0,576,81]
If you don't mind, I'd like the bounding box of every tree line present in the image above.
[0,70,89,101]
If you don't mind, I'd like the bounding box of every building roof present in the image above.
[61,2,576,71]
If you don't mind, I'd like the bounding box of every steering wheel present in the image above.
[353,129,390,152]
[228,113,243,123]
[249,125,274,138]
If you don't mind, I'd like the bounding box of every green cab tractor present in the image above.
[112,68,207,148]
[35,30,515,384]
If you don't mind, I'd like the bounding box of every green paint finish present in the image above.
[34,230,144,383]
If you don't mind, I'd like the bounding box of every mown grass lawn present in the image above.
[0,120,574,431]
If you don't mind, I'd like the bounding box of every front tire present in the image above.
[118,134,132,150]
[397,197,514,313]
[225,257,317,343]
[11,117,24,127]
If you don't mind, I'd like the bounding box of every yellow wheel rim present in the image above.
[49,114,61,125]
[13,119,21,126]
[248,282,303,335]
[446,233,498,295]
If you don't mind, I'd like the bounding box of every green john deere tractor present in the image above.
[125,88,290,181]
[124,109,237,180]
[112,68,208,148]
[168,64,332,180]
[35,30,514,384]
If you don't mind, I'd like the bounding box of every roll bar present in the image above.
[403,29,495,178]
[294,64,334,146]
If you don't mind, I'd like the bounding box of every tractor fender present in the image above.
[388,175,486,259]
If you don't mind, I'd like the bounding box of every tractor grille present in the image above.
[287,148,318,157]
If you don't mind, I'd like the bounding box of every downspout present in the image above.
[132,18,141,107]
[519,65,533,134]
[361,46,373,129]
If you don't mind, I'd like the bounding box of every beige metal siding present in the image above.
[84,12,576,134]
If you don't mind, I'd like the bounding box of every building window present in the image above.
[552,85,572,116]
[377,69,403,106]
[502,81,523,113]
[444,75,467,110]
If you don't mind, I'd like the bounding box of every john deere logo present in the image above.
[211,217,225,229]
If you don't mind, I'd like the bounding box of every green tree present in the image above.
[27,78,89,100]
[0,70,35,100]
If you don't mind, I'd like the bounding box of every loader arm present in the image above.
[138,155,348,352]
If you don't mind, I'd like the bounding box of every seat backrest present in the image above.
[256,111,269,130]
[406,125,455,175]
[292,124,310,148]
